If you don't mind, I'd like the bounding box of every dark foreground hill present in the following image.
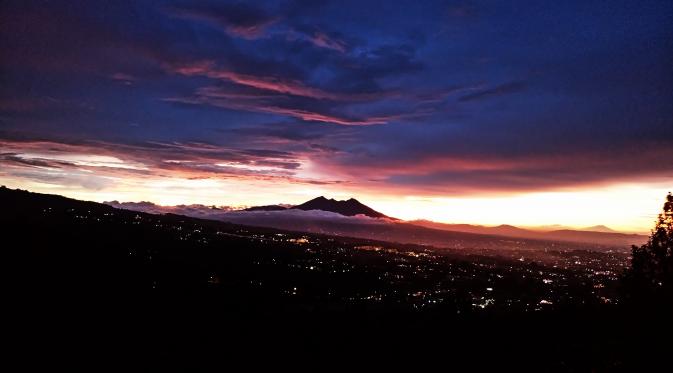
[3,186,666,371]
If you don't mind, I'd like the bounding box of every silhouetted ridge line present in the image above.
[243,205,288,212]
[291,196,390,218]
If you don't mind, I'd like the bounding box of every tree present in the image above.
[623,192,673,305]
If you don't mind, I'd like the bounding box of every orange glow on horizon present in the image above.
[1,173,669,234]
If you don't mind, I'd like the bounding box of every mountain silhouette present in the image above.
[291,196,390,218]
[582,225,616,233]
[409,220,645,246]
[243,205,288,212]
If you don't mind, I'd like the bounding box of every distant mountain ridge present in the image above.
[409,220,645,246]
[411,221,532,236]
[582,225,616,233]
[106,193,646,247]
[243,205,290,212]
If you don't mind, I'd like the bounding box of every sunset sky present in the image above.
[1,0,671,232]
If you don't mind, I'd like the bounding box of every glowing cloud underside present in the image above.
[1,1,671,234]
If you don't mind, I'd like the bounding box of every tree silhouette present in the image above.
[623,192,673,305]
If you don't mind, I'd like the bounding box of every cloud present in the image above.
[172,62,339,99]
[313,144,673,195]
[224,121,336,142]
[168,61,389,101]
[458,81,527,102]
[306,31,347,52]
[286,25,350,53]
[309,143,341,153]
[233,105,390,126]
[168,3,277,39]
[0,153,72,168]
[111,72,135,85]
[106,200,235,217]
[2,0,671,203]
[341,44,424,80]
[0,138,338,189]
[0,154,116,190]
[164,89,394,126]
[163,60,414,125]
[446,4,478,19]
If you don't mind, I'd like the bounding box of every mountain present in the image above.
[103,194,646,248]
[409,220,646,247]
[291,196,391,219]
[526,224,572,231]
[525,224,619,234]
[411,221,532,236]
[244,205,288,212]
[582,225,616,233]
[208,210,641,250]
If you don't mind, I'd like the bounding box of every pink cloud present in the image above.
[308,32,347,53]
[306,145,673,196]
[0,138,344,189]
[165,95,390,126]
[168,61,390,101]
[111,72,135,84]
[167,5,277,40]
[170,61,341,100]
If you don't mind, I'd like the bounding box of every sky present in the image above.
[1,0,672,232]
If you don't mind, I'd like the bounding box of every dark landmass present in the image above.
[4,187,666,371]
[243,204,289,212]
[291,196,391,218]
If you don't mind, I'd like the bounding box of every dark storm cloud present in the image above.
[1,0,672,194]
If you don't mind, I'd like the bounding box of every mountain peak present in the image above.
[243,204,288,212]
[583,225,616,233]
[292,196,389,219]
